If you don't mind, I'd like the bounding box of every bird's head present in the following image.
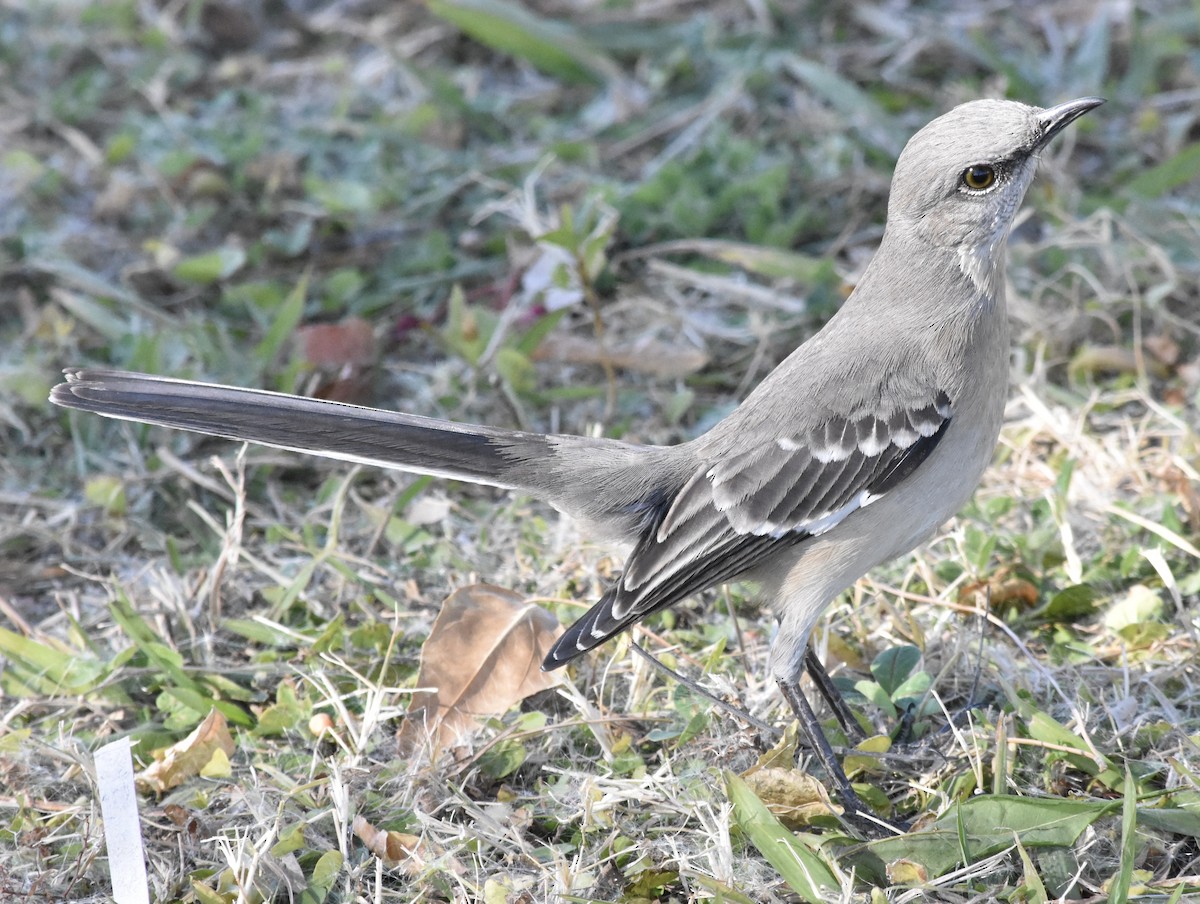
[886,97,1102,292]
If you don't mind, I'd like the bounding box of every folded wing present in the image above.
[544,390,953,667]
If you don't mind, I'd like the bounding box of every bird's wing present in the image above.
[545,389,953,666]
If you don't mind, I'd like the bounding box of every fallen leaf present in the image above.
[740,766,839,828]
[958,574,1039,610]
[398,584,563,754]
[1103,584,1164,631]
[136,708,236,794]
[743,721,800,773]
[725,772,843,897]
[310,370,376,404]
[868,795,1108,879]
[243,151,301,195]
[295,317,377,369]
[294,317,379,402]
[842,733,892,776]
[886,859,929,884]
[172,245,245,285]
[352,815,423,870]
[200,746,232,779]
[163,803,205,840]
[821,630,868,671]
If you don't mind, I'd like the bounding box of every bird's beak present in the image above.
[1036,97,1105,148]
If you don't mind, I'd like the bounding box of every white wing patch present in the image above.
[758,487,881,538]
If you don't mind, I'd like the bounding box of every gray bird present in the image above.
[51,96,1102,834]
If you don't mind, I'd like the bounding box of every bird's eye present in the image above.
[961,164,996,191]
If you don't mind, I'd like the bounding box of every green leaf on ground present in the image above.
[0,628,107,695]
[866,795,1114,879]
[172,246,247,284]
[871,645,921,697]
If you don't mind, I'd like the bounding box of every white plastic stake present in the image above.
[94,737,151,904]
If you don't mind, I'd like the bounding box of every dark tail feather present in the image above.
[50,368,551,488]
[543,588,624,670]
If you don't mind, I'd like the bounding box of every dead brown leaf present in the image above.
[295,317,377,370]
[887,859,929,884]
[136,708,235,794]
[352,815,423,871]
[293,316,379,402]
[397,584,563,754]
[162,803,205,841]
[958,574,1039,610]
[740,766,839,828]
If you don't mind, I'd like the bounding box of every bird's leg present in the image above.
[776,679,864,817]
[803,646,865,742]
[777,678,906,838]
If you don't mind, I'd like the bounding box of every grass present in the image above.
[3,0,1199,901]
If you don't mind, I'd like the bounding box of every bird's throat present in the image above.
[957,235,1008,300]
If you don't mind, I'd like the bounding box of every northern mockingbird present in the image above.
[52,97,1102,833]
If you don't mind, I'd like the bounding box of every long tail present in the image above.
[51,368,552,490]
[52,367,703,670]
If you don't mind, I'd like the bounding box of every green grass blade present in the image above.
[1124,143,1200,198]
[1108,767,1138,904]
[725,771,841,901]
[255,272,308,367]
[427,0,618,84]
